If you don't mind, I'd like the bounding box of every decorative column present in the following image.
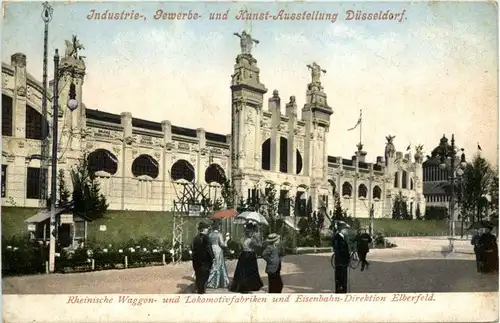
[254,105,262,170]
[196,128,206,183]
[269,90,281,172]
[161,120,173,211]
[230,31,267,201]
[286,96,297,174]
[120,112,133,210]
[11,53,27,138]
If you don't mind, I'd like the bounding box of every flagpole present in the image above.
[358,109,363,147]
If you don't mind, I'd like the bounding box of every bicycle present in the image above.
[330,250,360,270]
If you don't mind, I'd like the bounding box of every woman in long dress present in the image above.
[206,222,230,289]
[229,221,264,293]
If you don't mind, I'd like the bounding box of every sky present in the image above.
[2,1,498,166]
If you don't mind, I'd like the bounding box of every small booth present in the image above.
[24,208,88,249]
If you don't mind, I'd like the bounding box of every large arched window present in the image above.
[328,179,336,196]
[205,163,226,185]
[402,171,408,189]
[394,172,399,188]
[25,105,48,140]
[373,186,382,199]
[2,95,13,136]
[296,151,303,174]
[88,149,118,175]
[358,184,368,198]
[131,154,159,179]
[279,137,288,173]
[170,159,195,182]
[410,178,414,190]
[261,137,303,174]
[342,182,352,197]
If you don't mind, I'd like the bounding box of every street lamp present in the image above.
[48,49,80,273]
[44,20,80,273]
[436,134,467,252]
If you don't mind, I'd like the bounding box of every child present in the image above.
[262,233,283,293]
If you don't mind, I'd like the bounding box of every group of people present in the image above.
[471,226,499,274]
[191,220,284,294]
[332,225,373,293]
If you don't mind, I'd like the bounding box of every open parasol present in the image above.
[234,211,269,226]
[467,220,495,231]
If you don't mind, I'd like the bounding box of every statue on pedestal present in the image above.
[233,31,259,55]
[307,62,326,85]
[64,35,85,59]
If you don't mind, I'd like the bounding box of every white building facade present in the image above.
[1,36,426,219]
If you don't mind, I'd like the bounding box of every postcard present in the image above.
[1,0,498,322]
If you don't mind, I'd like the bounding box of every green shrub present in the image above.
[2,236,46,276]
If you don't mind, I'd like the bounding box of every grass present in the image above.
[2,207,450,246]
[1,207,40,238]
[87,211,201,245]
[358,218,449,236]
[1,207,202,245]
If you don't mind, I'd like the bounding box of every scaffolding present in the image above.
[171,181,220,264]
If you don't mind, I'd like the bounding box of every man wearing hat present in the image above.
[332,225,350,293]
[355,227,373,272]
[191,221,215,294]
[262,233,284,293]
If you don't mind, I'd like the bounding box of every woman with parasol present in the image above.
[228,219,264,293]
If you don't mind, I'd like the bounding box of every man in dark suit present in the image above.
[478,226,498,273]
[191,221,214,294]
[332,226,350,293]
[355,227,373,272]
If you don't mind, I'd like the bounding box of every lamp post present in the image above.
[48,49,79,273]
[40,2,53,210]
[436,134,467,252]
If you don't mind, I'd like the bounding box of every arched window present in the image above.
[205,163,226,185]
[262,139,271,170]
[279,137,288,173]
[131,154,159,179]
[410,178,414,190]
[402,171,408,189]
[2,95,13,136]
[373,186,382,199]
[328,179,336,196]
[296,150,303,174]
[342,182,352,197]
[394,172,399,188]
[170,159,195,182]
[261,137,303,174]
[26,105,48,140]
[88,149,118,175]
[358,184,368,198]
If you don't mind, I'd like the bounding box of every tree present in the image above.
[489,173,498,216]
[71,156,108,221]
[332,193,344,222]
[392,192,410,220]
[262,183,280,233]
[459,154,494,223]
[220,179,236,210]
[57,169,71,207]
[329,193,360,231]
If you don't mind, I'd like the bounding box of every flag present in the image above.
[347,110,362,131]
[406,144,411,151]
[477,143,482,151]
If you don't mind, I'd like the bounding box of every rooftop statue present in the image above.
[64,35,85,59]
[233,31,259,55]
[307,62,327,84]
